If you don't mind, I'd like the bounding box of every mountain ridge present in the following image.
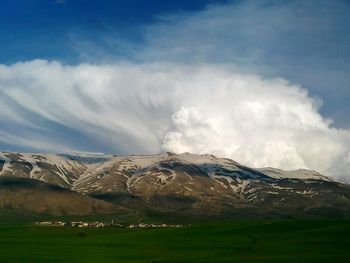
[0,151,349,217]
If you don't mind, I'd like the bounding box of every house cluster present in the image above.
[33,220,124,228]
[33,220,183,228]
[128,223,182,228]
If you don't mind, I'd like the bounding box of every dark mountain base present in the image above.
[0,177,128,216]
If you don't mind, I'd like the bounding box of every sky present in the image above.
[0,0,350,181]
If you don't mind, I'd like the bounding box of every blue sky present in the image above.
[1,0,350,180]
[0,0,227,63]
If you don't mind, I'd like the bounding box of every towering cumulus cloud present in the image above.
[0,60,349,181]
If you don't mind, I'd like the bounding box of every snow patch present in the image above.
[259,167,332,181]
[0,152,11,175]
[184,186,193,192]
[20,153,42,178]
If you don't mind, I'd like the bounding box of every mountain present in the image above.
[1,151,349,218]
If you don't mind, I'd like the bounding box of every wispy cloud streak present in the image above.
[0,60,349,181]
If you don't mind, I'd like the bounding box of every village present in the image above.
[33,220,183,229]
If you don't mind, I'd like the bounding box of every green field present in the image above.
[0,220,349,263]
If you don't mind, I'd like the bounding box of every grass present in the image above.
[0,219,349,262]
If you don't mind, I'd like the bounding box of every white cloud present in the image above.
[136,0,350,128]
[0,60,349,181]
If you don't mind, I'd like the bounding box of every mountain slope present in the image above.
[0,176,128,216]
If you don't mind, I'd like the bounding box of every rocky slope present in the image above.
[0,151,349,217]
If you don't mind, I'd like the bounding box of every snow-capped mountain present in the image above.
[0,151,349,217]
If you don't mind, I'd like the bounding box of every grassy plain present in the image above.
[0,219,349,263]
